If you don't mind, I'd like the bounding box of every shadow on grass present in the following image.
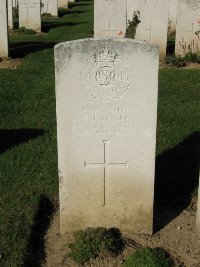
[59,9,87,16]
[9,42,56,58]
[23,195,55,267]
[42,21,86,33]
[0,129,45,154]
[154,131,200,232]
[69,3,92,8]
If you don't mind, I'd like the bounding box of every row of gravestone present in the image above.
[0,0,76,58]
[95,0,200,57]
[1,0,200,58]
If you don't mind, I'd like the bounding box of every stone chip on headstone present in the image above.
[55,38,159,234]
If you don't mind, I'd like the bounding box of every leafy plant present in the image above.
[126,11,141,39]
[184,51,200,63]
[165,51,200,67]
[122,247,174,267]
[13,27,36,35]
[68,227,124,264]
[165,55,186,68]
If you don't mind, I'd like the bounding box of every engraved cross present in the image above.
[84,140,128,207]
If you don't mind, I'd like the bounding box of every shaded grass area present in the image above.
[0,1,199,266]
[0,1,93,266]
[154,69,200,231]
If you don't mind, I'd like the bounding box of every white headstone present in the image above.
[135,0,169,58]
[55,38,159,234]
[197,174,200,233]
[18,0,41,32]
[41,0,58,16]
[8,0,14,29]
[0,1,9,58]
[175,0,200,56]
[94,0,127,38]
[127,0,138,22]
[168,0,178,34]
[58,0,68,8]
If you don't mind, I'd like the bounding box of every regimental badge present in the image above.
[187,0,200,10]
[81,47,132,102]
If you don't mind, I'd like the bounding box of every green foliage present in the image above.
[68,228,124,264]
[122,248,174,267]
[165,55,186,68]
[41,13,53,17]
[165,51,200,67]
[184,51,200,63]
[13,27,36,35]
[126,11,141,39]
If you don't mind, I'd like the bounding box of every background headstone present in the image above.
[18,0,41,32]
[41,0,58,16]
[94,0,127,38]
[135,0,169,58]
[175,0,200,56]
[8,0,14,29]
[13,0,18,8]
[55,38,159,234]
[0,0,9,58]
[58,0,68,8]
[168,0,178,34]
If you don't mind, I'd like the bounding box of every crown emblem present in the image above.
[95,47,117,63]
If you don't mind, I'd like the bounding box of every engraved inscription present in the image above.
[187,0,200,10]
[81,47,132,102]
[84,140,128,207]
[73,106,134,136]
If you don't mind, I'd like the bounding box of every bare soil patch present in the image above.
[43,200,200,267]
[0,58,22,69]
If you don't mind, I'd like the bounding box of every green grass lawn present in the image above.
[0,1,199,266]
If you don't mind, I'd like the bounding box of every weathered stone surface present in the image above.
[58,0,68,8]
[41,0,58,16]
[135,0,168,58]
[0,1,9,58]
[94,0,127,38]
[18,0,41,32]
[175,0,200,56]
[55,38,159,234]
[8,0,14,29]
